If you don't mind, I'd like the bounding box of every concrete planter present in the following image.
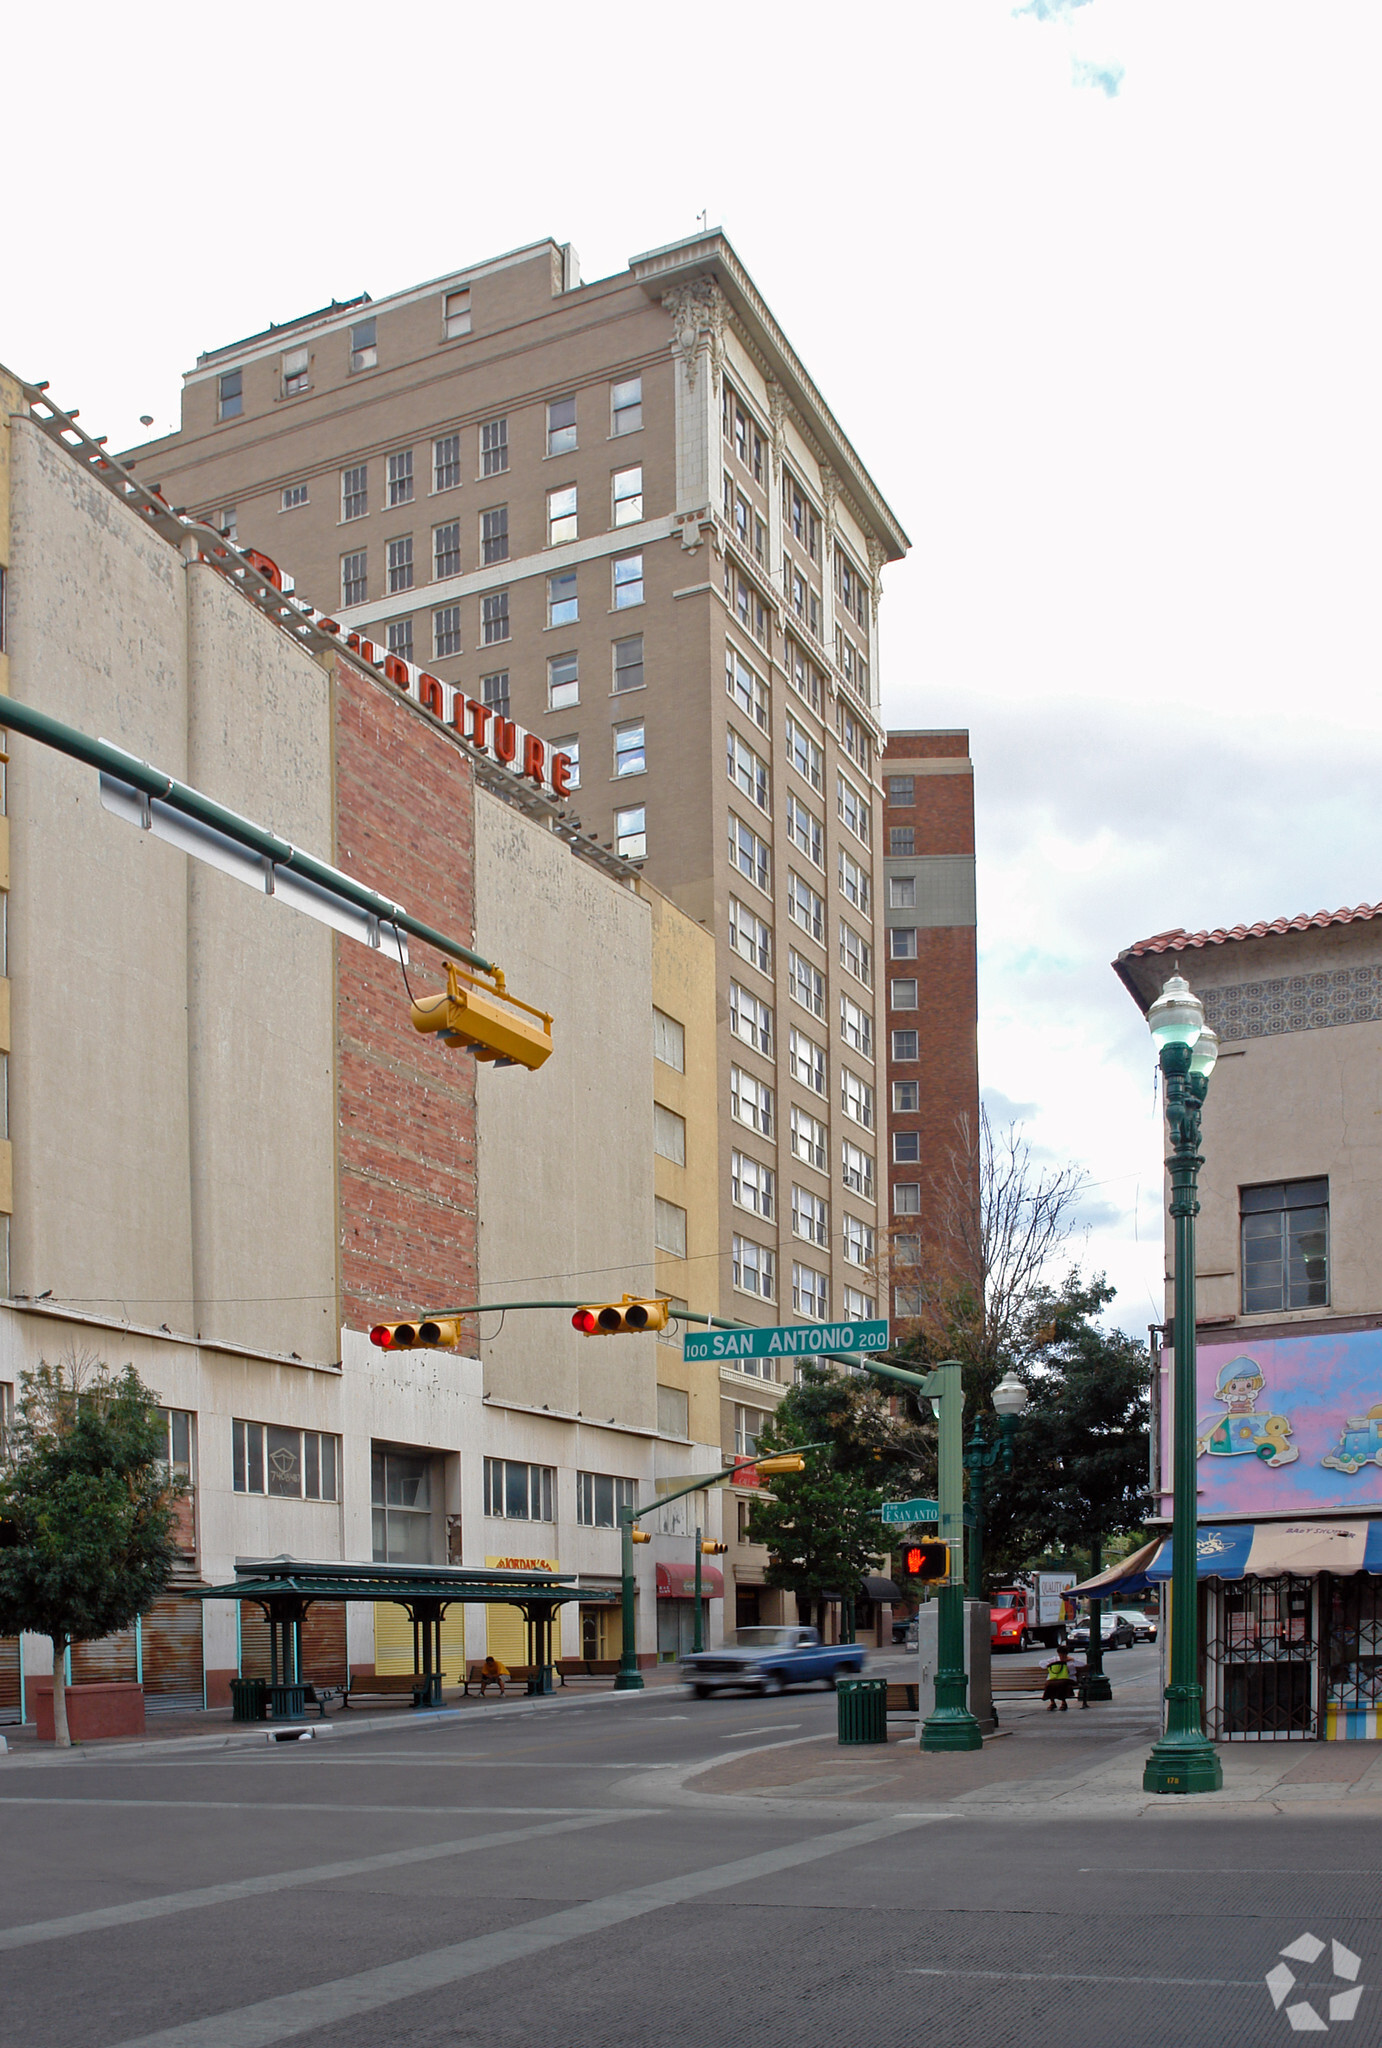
[31,1680,146,1742]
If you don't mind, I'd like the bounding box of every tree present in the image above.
[0,1358,184,1747]
[746,1365,921,1638]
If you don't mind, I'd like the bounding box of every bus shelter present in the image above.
[198,1556,617,1717]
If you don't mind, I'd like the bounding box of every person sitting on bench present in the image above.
[479,1655,509,1696]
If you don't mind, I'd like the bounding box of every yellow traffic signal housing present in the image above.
[753,1454,806,1475]
[700,1540,729,1555]
[903,1541,950,1584]
[411,962,553,1072]
[570,1295,671,1336]
[369,1316,465,1352]
[631,1528,652,1544]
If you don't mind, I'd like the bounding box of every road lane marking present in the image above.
[0,1812,642,1953]
[906,1969,1260,1988]
[0,1798,631,1817]
[720,1724,801,1740]
[106,1814,935,2048]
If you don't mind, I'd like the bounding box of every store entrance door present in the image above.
[1206,1574,1317,1739]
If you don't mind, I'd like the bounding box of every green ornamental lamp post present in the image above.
[963,1371,1029,1599]
[1142,970,1224,1795]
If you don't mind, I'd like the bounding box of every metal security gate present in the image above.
[1205,1575,1317,1739]
[1325,1574,1382,1738]
[0,1639,20,1724]
[140,1593,205,1712]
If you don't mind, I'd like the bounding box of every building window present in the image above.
[785,792,823,869]
[548,485,578,547]
[481,417,508,476]
[729,897,772,976]
[840,920,873,988]
[614,719,646,777]
[482,506,509,564]
[839,848,871,914]
[342,465,368,521]
[788,639,822,713]
[612,466,643,527]
[893,1182,921,1215]
[218,369,243,420]
[611,376,643,435]
[233,1421,338,1500]
[433,606,462,659]
[547,652,579,711]
[613,635,643,693]
[785,714,824,792]
[655,1196,687,1256]
[387,618,414,662]
[890,827,915,858]
[387,450,414,507]
[786,871,825,945]
[576,1471,636,1528]
[844,1285,875,1321]
[282,348,310,396]
[843,1141,875,1199]
[894,1132,921,1164]
[547,395,577,455]
[891,928,918,961]
[482,590,510,644]
[840,995,873,1059]
[837,772,871,846]
[546,571,578,626]
[895,1285,924,1318]
[386,537,414,594]
[891,978,918,1010]
[889,874,917,910]
[892,1029,919,1062]
[1242,1179,1329,1312]
[788,948,825,1020]
[350,318,377,372]
[654,1103,687,1166]
[894,1232,921,1266]
[482,671,511,715]
[281,483,309,511]
[372,1449,433,1563]
[893,1080,920,1113]
[792,1184,829,1247]
[483,1458,555,1521]
[729,979,773,1056]
[552,734,579,787]
[434,433,461,492]
[727,729,770,813]
[653,1008,685,1072]
[842,1068,875,1131]
[732,1150,775,1220]
[735,1404,770,1456]
[658,1384,690,1437]
[614,553,644,609]
[429,521,460,580]
[732,1235,776,1301]
[839,704,872,773]
[730,1065,774,1137]
[340,551,367,606]
[793,1263,829,1320]
[888,775,915,806]
[788,1026,827,1097]
[790,1105,828,1173]
[444,287,472,339]
[616,806,646,860]
[726,649,770,732]
[843,1214,874,1267]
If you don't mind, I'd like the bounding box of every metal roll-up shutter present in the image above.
[239,1604,270,1680]
[301,1603,348,1686]
[71,1627,138,1684]
[140,1593,204,1712]
[0,1639,20,1723]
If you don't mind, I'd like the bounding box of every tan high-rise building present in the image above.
[124,229,908,1633]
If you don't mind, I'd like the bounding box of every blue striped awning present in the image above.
[1074,1521,1382,1596]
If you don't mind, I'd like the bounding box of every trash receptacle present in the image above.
[836,1676,888,1745]
[229,1678,267,1724]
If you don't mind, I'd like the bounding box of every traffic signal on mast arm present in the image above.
[700,1540,729,1555]
[369,1316,465,1351]
[631,1528,652,1544]
[570,1295,671,1335]
[410,962,553,1072]
[904,1541,951,1584]
[753,1454,806,1475]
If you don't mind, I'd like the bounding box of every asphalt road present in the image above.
[1,1658,1377,2048]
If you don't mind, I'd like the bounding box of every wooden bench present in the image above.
[886,1682,919,1713]
[342,1673,443,1710]
[302,1684,341,1718]
[556,1657,620,1681]
[463,1662,553,1695]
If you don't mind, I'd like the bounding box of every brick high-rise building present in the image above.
[881,731,979,1317]
[124,230,909,1633]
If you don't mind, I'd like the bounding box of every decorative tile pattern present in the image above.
[1203,967,1382,1042]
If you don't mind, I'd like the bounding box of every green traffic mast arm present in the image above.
[629,1440,835,1521]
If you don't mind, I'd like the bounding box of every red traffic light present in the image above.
[572,1309,599,1334]
[904,1541,950,1583]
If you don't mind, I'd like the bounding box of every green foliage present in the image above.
[746,1366,923,1621]
[0,1358,185,1652]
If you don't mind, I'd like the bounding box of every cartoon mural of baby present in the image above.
[1196,1354,1299,1466]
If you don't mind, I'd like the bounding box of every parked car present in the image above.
[1066,1612,1136,1651]
[682,1626,866,1697]
[1113,1607,1157,1643]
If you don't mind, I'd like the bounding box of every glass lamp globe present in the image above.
[1148,972,1205,1051]
[1189,1026,1220,1079]
[992,1372,1029,1417]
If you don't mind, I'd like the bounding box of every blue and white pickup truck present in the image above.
[681,1626,866,1697]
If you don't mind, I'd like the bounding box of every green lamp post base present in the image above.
[921,1705,984,1752]
[613,1670,645,1692]
[1082,1672,1114,1703]
[1142,1730,1223,1795]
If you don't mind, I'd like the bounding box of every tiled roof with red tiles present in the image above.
[1119,902,1382,961]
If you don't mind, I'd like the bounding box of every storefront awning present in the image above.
[859,1575,901,1602]
[655,1563,724,1599]
[1074,1522,1382,1596]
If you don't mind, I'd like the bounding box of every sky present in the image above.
[7,0,1381,1332]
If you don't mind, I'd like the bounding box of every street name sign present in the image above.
[683,1319,890,1364]
[880,1497,940,1524]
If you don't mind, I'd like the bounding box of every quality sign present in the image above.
[683,1319,890,1363]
